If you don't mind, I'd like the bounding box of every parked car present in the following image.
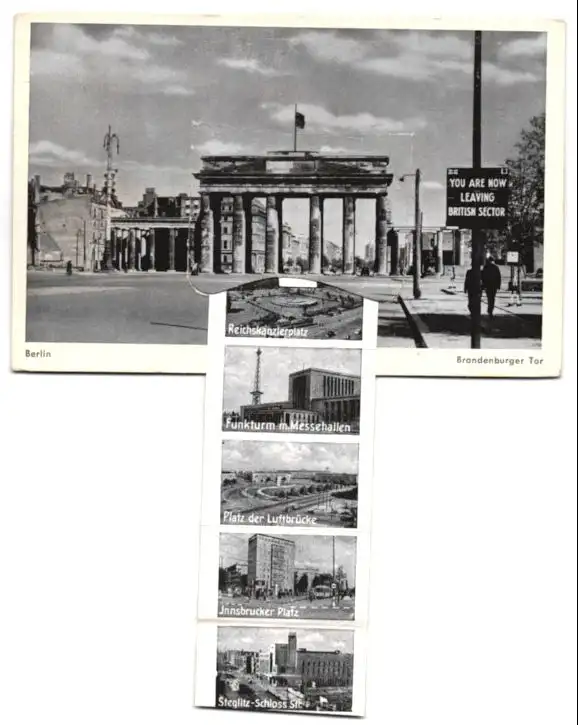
[312,585,332,599]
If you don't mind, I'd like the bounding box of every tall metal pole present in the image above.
[413,168,422,299]
[103,125,120,271]
[332,536,335,582]
[83,220,87,268]
[293,104,298,153]
[470,31,483,348]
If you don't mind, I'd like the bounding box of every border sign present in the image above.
[446,167,509,229]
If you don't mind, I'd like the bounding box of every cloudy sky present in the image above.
[217,626,354,654]
[28,24,546,244]
[220,533,356,583]
[222,440,359,473]
[223,347,361,412]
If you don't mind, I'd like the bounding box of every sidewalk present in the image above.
[399,278,543,349]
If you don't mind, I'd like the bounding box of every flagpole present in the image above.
[293,104,297,153]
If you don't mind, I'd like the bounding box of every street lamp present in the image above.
[75,229,82,268]
[399,169,422,299]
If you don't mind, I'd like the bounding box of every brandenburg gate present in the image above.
[193,151,394,275]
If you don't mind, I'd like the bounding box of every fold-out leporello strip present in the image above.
[195,278,377,716]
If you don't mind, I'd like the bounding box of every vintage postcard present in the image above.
[195,623,367,715]
[12,14,565,375]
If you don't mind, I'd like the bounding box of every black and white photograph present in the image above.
[225,278,364,340]
[18,20,555,359]
[220,440,359,528]
[216,627,354,713]
[222,347,361,434]
[218,533,357,620]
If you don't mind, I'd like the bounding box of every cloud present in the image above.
[222,440,358,473]
[143,31,184,47]
[217,57,285,76]
[319,144,352,154]
[421,180,445,190]
[193,139,250,155]
[30,24,189,96]
[289,31,367,63]
[162,85,195,97]
[107,26,184,47]
[386,31,472,60]
[291,29,543,87]
[122,160,192,175]
[262,102,425,134]
[29,140,100,168]
[357,54,469,80]
[498,34,547,59]
[482,62,541,86]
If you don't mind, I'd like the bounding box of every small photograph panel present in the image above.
[218,533,357,621]
[225,278,364,341]
[222,346,362,435]
[221,440,359,528]
[216,626,355,713]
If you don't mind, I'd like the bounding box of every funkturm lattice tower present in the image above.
[250,348,263,405]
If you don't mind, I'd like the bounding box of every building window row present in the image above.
[323,375,356,398]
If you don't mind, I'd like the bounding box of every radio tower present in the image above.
[250,348,263,405]
[103,125,120,269]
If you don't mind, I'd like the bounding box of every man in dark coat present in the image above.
[464,264,481,315]
[481,256,502,317]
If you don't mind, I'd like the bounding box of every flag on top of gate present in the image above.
[295,110,305,129]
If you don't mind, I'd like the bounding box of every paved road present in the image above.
[26,270,418,346]
[26,271,210,344]
[221,483,356,527]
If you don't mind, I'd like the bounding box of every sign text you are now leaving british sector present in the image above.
[446,167,510,229]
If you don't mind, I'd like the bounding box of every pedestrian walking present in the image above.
[464,264,481,315]
[481,256,502,317]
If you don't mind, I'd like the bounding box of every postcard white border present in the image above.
[11,14,565,376]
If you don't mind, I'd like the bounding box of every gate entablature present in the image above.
[195,152,394,197]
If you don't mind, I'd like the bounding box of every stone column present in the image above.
[121,231,128,271]
[127,229,135,271]
[134,231,141,272]
[276,197,284,273]
[109,228,116,269]
[168,227,176,271]
[200,194,214,273]
[454,230,463,266]
[375,195,389,275]
[232,194,246,274]
[342,196,355,275]
[265,195,279,274]
[436,230,444,275]
[389,230,399,276]
[243,197,253,273]
[308,195,322,275]
[148,230,156,271]
[211,195,223,273]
